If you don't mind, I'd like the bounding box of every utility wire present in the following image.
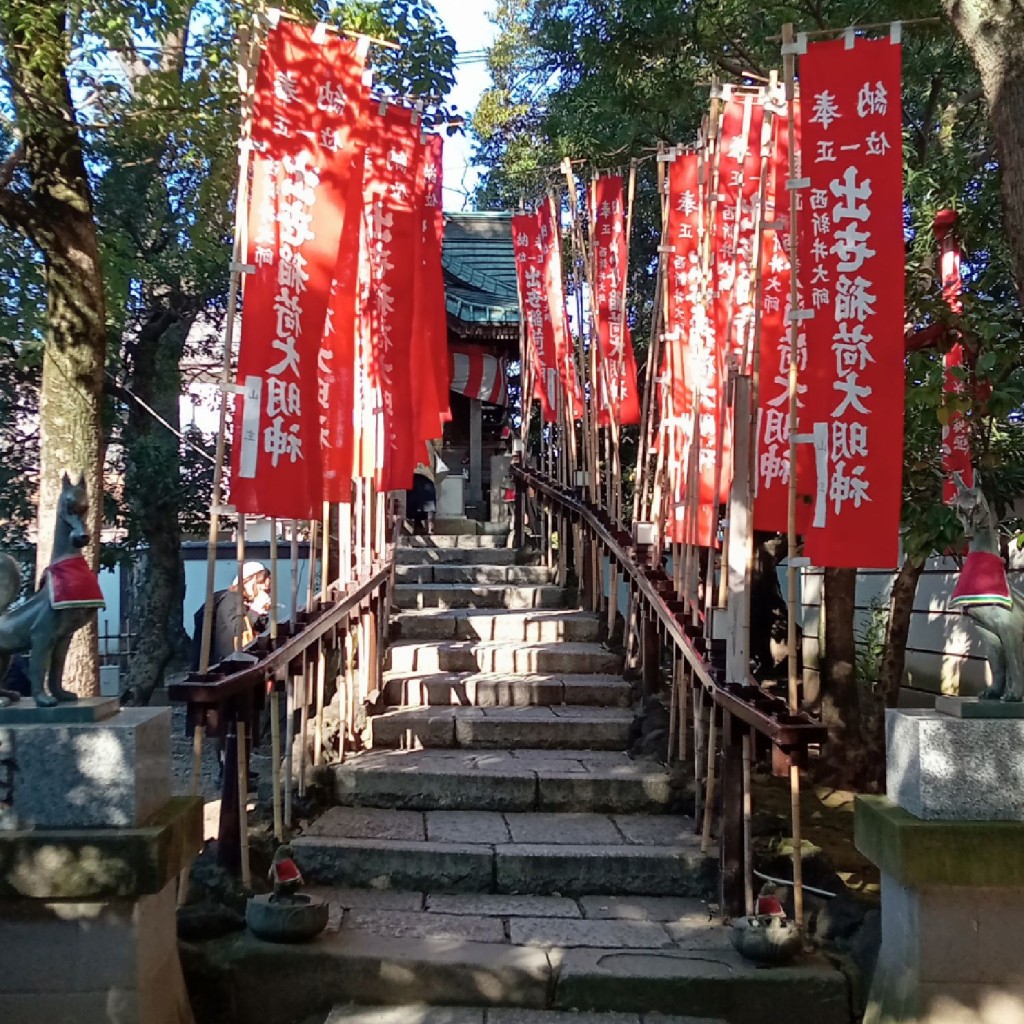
[105,370,217,464]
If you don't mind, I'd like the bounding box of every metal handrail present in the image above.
[514,464,828,755]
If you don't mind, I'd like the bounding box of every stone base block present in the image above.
[0,877,193,1024]
[858,796,1024,1024]
[886,708,1024,820]
[0,706,171,828]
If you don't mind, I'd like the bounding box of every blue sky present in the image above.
[431,0,498,211]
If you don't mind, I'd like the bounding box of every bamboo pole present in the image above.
[560,171,596,504]
[237,719,251,889]
[198,22,258,674]
[314,502,329,767]
[782,20,805,933]
[635,145,671,522]
[743,731,754,916]
[269,517,283,840]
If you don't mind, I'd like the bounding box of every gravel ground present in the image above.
[170,701,225,800]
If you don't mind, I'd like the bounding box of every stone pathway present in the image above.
[206,532,851,1024]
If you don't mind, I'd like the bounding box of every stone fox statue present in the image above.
[949,473,1024,702]
[0,473,105,708]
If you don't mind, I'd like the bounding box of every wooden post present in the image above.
[236,718,251,889]
[270,685,283,840]
[720,712,745,917]
[642,613,660,700]
[217,722,241,875]
[700,708,718,853]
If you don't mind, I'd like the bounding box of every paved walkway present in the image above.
[206,532,852,1024]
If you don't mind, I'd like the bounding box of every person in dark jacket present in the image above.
[190,561,271,671]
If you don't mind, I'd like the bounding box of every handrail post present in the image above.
[720,710,745,917]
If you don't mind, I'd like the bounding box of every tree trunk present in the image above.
[818,566,863,785]
[865,557,925,790]
[0,4,107,696]
[122,312,190,704]
[944,0,1024,304]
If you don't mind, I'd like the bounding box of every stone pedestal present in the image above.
[856,709,1024,1024]
[0,703,170,829]
[0,702,202,1024]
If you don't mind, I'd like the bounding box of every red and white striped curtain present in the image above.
[448,346,508,405]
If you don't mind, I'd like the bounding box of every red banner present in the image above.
[663,151,713,545]
[539,196,582,419]
[753,102,813,534]
[513,210,558,422]
[799,36,905,568]
[231,22,367,519]
[363,104,425,492]
[939,223,973,503]
[319,96,371,504]
[715,90,765,372]
[590,176,640,426]
[420,134,451,430]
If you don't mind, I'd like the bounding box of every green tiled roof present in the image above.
[443,212,520,326]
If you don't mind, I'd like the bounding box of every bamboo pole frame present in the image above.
[781,20,805,933]
[197,21,258,675]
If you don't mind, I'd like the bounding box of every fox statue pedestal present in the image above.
[856,708,1024,1024]
[0,699,202,1024]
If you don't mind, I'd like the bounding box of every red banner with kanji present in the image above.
[798,35,905,568]
[513,210,555,422]
[753,101,813,534]
[420,134,451,431]
[539,196,582,420]
[715,90,765,373]
[363,103,424,492]
[590,176,640,426]
[663,152,706,544]
[319,95,371,504]
[231,21,367,519]
[938,220,973,503]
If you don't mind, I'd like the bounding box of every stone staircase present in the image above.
[208,533,851,1024]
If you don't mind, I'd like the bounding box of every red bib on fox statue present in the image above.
[43,555,105,611]
[950,551,1013,610]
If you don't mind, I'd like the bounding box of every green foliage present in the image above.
[855,595,889,686]
[0,0,458,548]
[476,0,1024,561]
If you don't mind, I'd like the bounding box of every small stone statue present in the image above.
[268,843,304,901]
[0,473,105,708]
[949,474,1024,701]
[246,843,328,943]
[731,883,802,965]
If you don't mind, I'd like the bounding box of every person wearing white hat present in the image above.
[190,560,271,671]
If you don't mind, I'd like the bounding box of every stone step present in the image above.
[396,564,555,585]
[391,609,601,643]
[370,705,634,751]
[328,1007,724,1024]
[382,672,631,709]
[200,887,849,1024]
[292,809,715,896]
[386,641,623,677]
[402,535,509,549]
[394,584,565,611]
[397,546,519,566]
[320,748,676,815]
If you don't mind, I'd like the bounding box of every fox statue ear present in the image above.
[61,471,72,488]
[952,471,968,495]
[75,472,86,489]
